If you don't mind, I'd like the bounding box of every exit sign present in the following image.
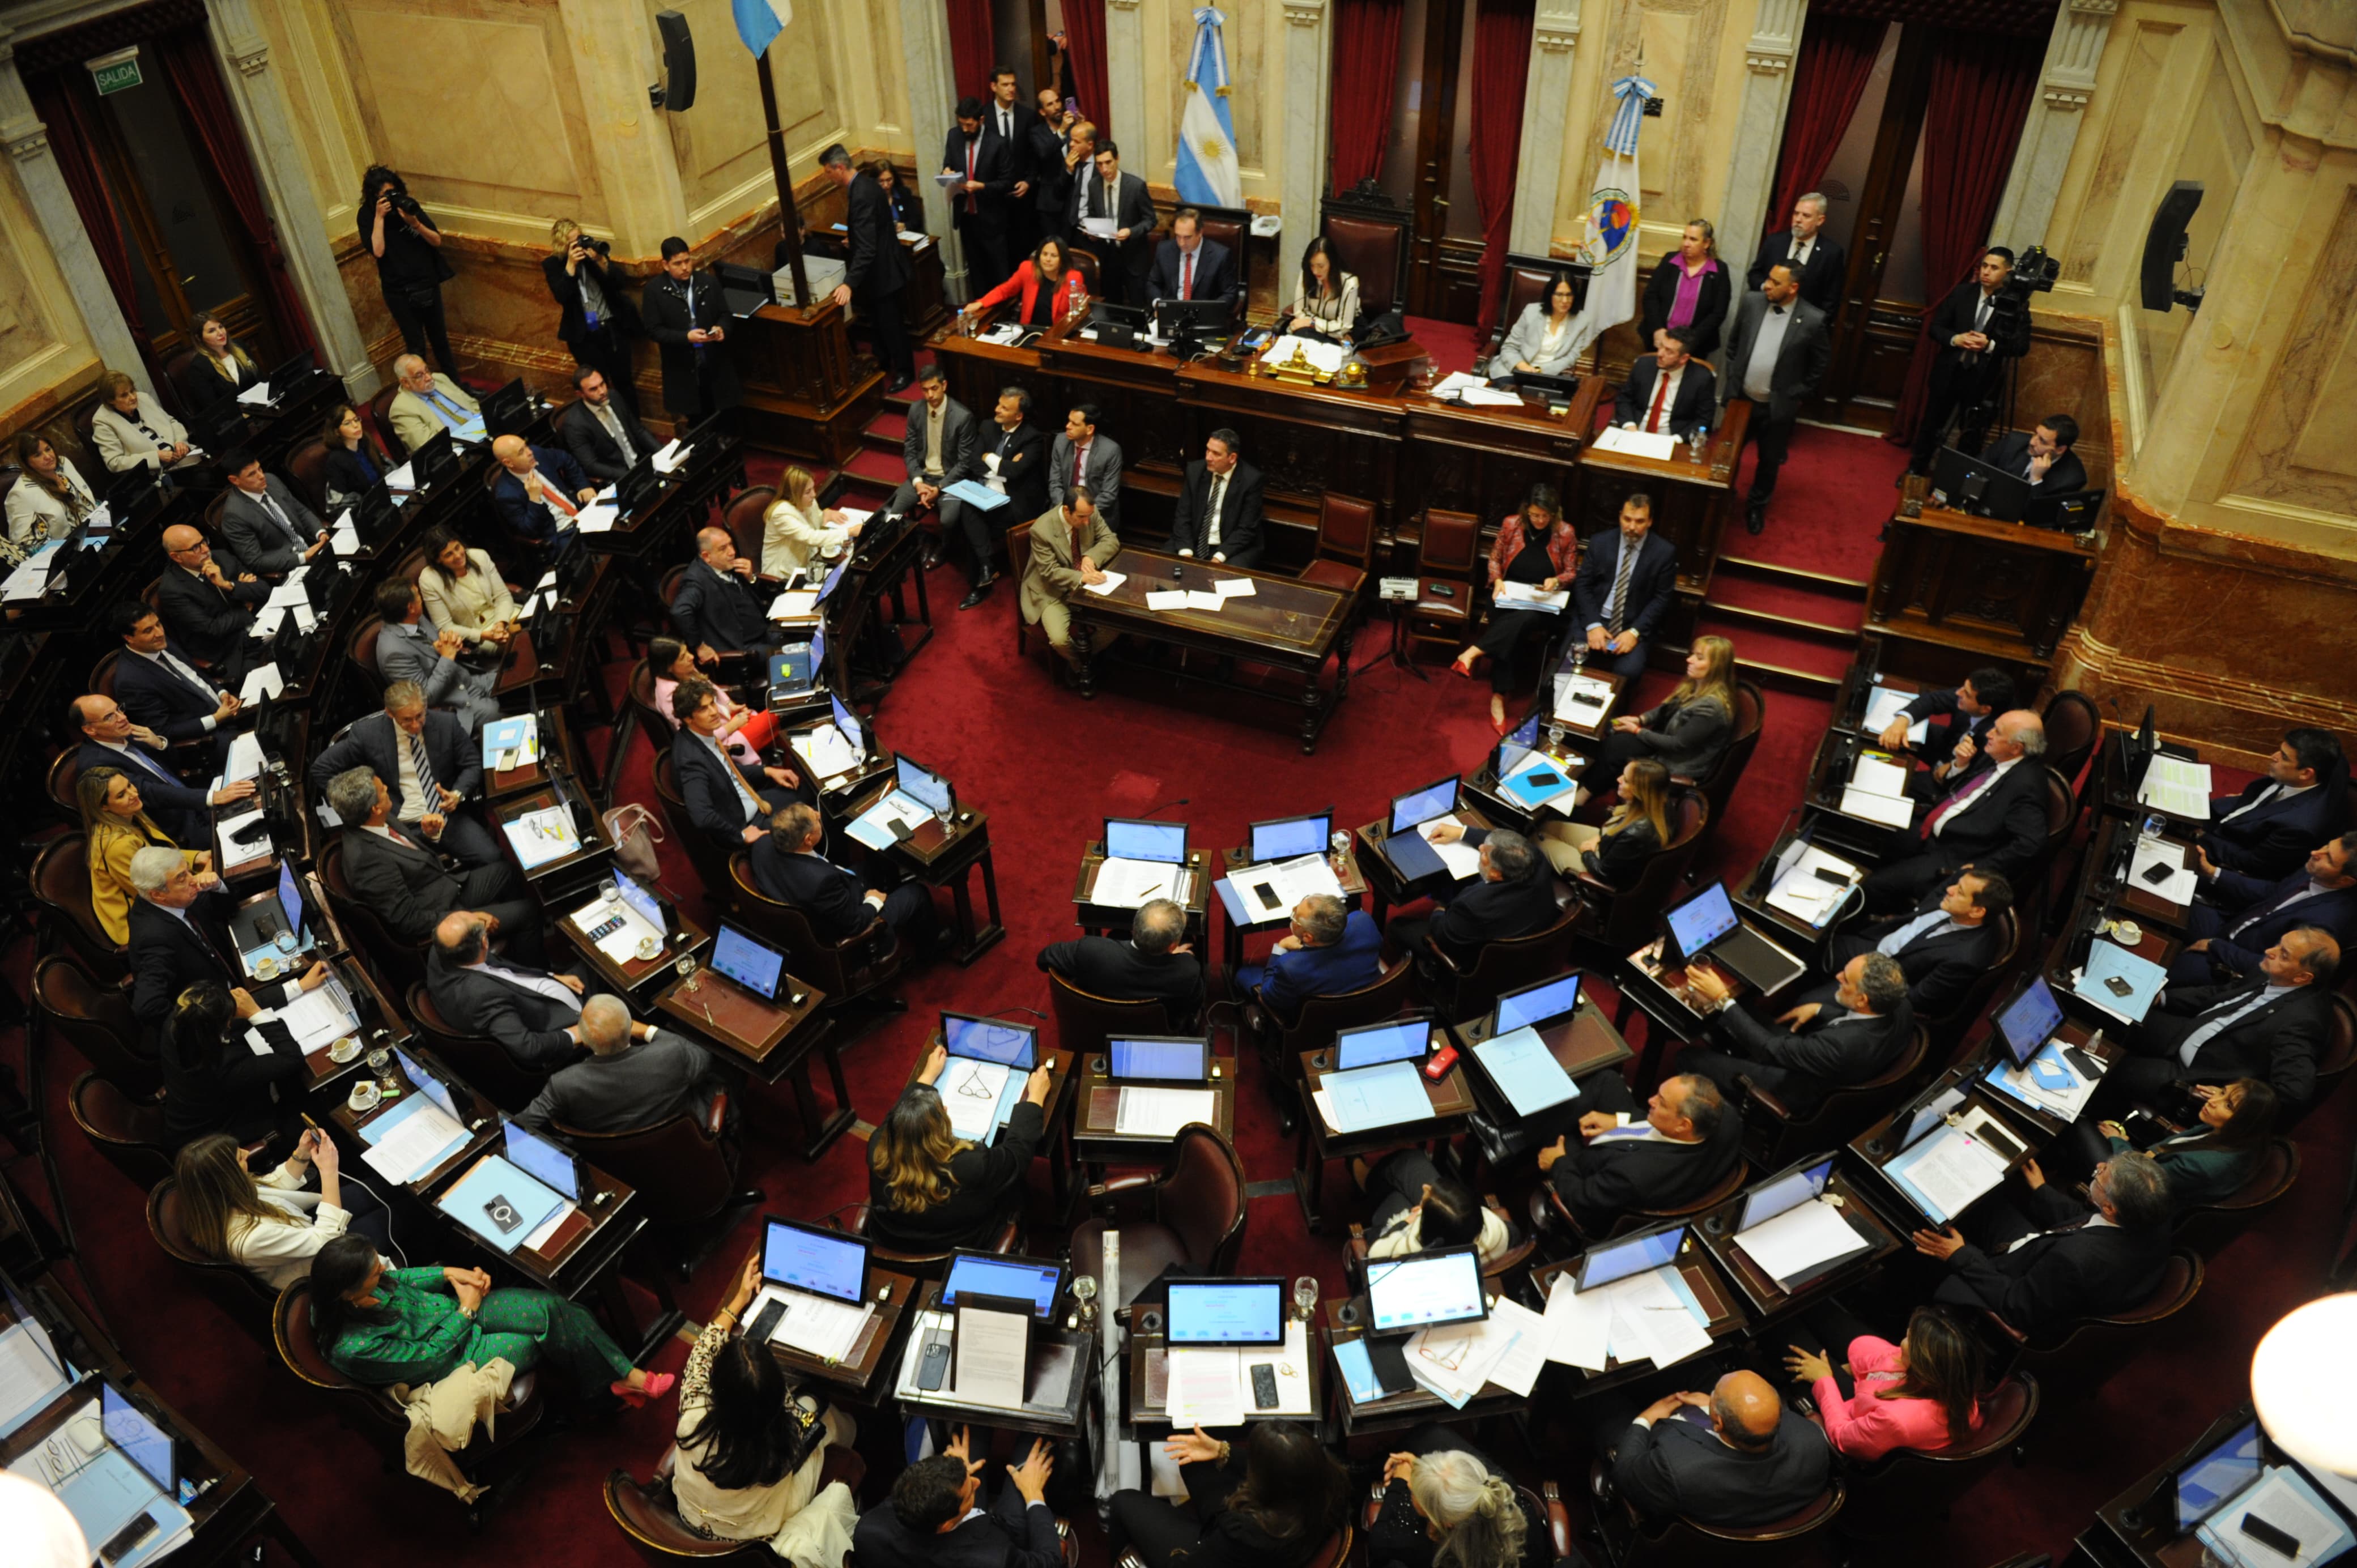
[87,48,141,96]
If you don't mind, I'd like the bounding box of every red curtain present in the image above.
[1062,0,1111,139]
[1767,15,1885,225]
[156,29,316,360]
[1888,28,2044,446]
[1328,0,1403,194]
[1468,0,1533,331]
[23,71,157,386]
[946,0,995,107]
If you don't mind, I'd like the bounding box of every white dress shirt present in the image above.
[1742,304,1796,401]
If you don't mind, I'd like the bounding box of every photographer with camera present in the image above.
[1908,246,2034,474]
[544,217,641,418]
[359,165,456,377]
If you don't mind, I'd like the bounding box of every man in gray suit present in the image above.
[307,680,499,866]
[1720,262,1830,536]
[1047,402,1123,531]
[886,365,978,572]
[327,767,541,956]
[218,448,329,574]
[373,579,499,731]
[515,993,736,1140]
[426,910,597,1072]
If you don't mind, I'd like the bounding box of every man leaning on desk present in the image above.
[1038,897,1203,1029]
[1912,1147,2173,1339]
[753,802,938,949]
[1389,827,1561,971]
[1611,329,1716,442]
[1536,1072,1739,1237]
[2169,832,2357,987]
[1981,413,2088,498]
[1679,951,1913,1115]
[852,1425,1061,1568]
[2199,727,2348,881]
[1235,893,1382,1023]
[1021,484,1120,668]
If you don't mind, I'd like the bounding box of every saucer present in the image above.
[327,1037,363,1064]
[348,1085,381,1113]
[635,935,663,961]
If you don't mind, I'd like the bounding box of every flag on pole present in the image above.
[733,0,792,56]
[1561,74,1657,367]
[1174,7,1243,208]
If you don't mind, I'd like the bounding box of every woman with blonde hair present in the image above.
[80,765,214,945]
[1535,757,1670,888]
[1580,633,1737,806]
[1365,1429,1540,1568]
[544,216,637,414]
[173,1128,391,1289]
[91,370,199,475]
[1638,218,1731,359]
[4,433,97,563]
[864,1042,1049,1252]
[177,310,262,413]
[761,466,863,579]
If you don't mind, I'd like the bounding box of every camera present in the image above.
[390,193,425,220]
[1982,244,2057,351]
[571,234,612,258]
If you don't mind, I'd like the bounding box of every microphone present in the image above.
[1141,798,1189,816]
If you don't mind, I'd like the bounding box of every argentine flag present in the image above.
[1175,8,1243,208]
[1562,75,1656,366]
[733,0,792,57]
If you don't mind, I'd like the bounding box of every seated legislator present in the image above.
[318,403,394,513]
[175,1128,388,1292]
[1873,666,2016,771]
[1861,710,2050,914]
[1109,1423,1347,1568]
[1168,428,1267,569]
[1037,897,1205,1028]
[308,680,499,867]
[1610,1372,1832,1529]
[1680,952,1914,1115]
[177,310,263,413]
[516,994,726,1136]
[1288,237,1360,343]
[386,352,484,454]
[416,524,519,654]
[111,603,245,750]
[159,982,303,1149]
[1385,829,1560,972]
[5,433,97,560]
[1448,484,1577,730]
[672,527,779,661]
[1020,484,1121,668]
[307,1235,670,1405]
[1569,492,1678,680]
[556,365,658,484]
[1363,1434,1539,1568]
[375,580,500,732]
[2169,832,2357,987]
[155,527,267,672]
[674,1254,860,1557]
[1586,634,1736,806]
[80,765,211,948]
[1785,871,2011,1022]
[218,446,329,574]
[427,911,593,1072]
[963,235,1091,331]
[73,691,254,846]
[1611,329,1718,442]
[1537,1072,1739,1236]
[671,678,805,851]
[760,465,863,581]
[125,847,330,1047]
[885,366,977,572]
[1535,759,1671,887]
[1913,1148,2172,1339]
[1487,270,1583,380]
[1146,207,1240,313]
[490,433,596,565]
[1047,402,1124,529]
[956,386,1049,609]
[648,637,775,765]
[326,767,541,958]
[1782,1306,1983,1463]
[866,1046,1050,1253]
[2091,1079,2277,1208]
[1981,414,2088,498]
[1359,1155,1513,1265]
[90,370,201,476]
[852,1427,1061,1568]
[1236,894,1383,1024]
[2200,727,2349,880]
[2096,927,2336,1118]
[1637,220,1733,359]
[752,802,936,944]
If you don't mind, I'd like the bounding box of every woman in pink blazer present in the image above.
[1785,1306,1983,1462]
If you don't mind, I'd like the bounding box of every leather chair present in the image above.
[317,837,430,996]
[1318,185,1413,318]
[1069,1124,1247,1310]
[1833,1373,2039,1542]
[724,485,776,572]
[1926,910,2022,1068]
[405,983,546,1114]
[163,350,201,413]
[1299,491,1377,599]
[824,1201,1020,1281]
[1735,1024,1929,1171]
[652,751,743,912]
[31,833,127,978]
[1406,508,1483,665]
[556,1102,754,1282]
[1348,1193,1537,1292]
[1048,969,1177,1058]
[1482,253,1586,364]
[1531,1152,1750,1249]
[1246,960,1414,1135]
[1983,1249,2203,1387]
[2175,1137,2300,1256]
[347,612,388,706]
[1574,789,1709,961]
[2308,993,2354,1107]
[1422,891,1581,1025]
[33,953,158,1096]
[69,1071,173,1186]
[90,648,121,700]
[366,385,409,463]
[148,1177,278,1315]
[2028,765,2083,939]
[1007,517,1044,658]
[1589,1455,1845,1567]
[1688,681,1765,851]
[604,1446,869,1560]
[2042,689,2102,800]
[726,852,899,1011]
[284,438,331,513]
[46,748,81,815]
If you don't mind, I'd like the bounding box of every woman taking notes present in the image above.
[865,1042,1049,1252]
[1288,238,1360,343]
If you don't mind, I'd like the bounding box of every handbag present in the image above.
[602,802,664,883]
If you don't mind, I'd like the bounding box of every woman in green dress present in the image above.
[308,1234,673,1404]
[2096,1078,2277,1208]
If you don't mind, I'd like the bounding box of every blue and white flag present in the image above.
[1175,7,1243,208]
[733,0,792,57]
[1563,74,1657,365]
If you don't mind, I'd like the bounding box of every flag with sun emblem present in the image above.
[1176,7,1243,208]
[1564,74,1657,365]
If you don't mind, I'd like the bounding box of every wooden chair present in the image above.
[2308,993,2354,1110]
[1297,491,1377,599]
[33,953,158,1096]
[1406,508,1483,665]
[1319,183,1413,318]
[823,1203,1019,1281]
[2175,1137,2300,1255]
[724,485,776,571]
[1007,517,1040,658]
[45,748,81,816]
[1047,969,1176,1059]
[147,1177,279,1319]
[1589,1454,1845,1567]
[1688,681,1766,857]
[1984,1249,2203,1386]
[1421,890,1581,1024]
[1531,1153,1749,1250]
[1070,1124,1248,1310]
[652,751,743,913]
[605,1447,869,1560]
[1735,1024,1929,1170]
[2042,689,2102,800]
[68,1071,173,1186]
[405,983,546,1114]
[366,384,409,463]
[1573,789,1709,961]
[556,1101,754,1281]
[2028,764,2083,939]
[1245,960,1415,1135]
[30,833,127,978]
[726,851,900,1011]
[317,837,431,996]
[1834,1374,2040,1541]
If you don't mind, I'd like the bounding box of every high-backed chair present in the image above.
[1298,491,1377,599]
[1589,1455,1845,1567]
[33,954,158,1096]
[347,613,388,706]
[1047,969,1176,1058]
[1247,960,1415,1135]
[2174,1137,2300,1256]
[1688,681,1765,847]
[1068,1124,1247,1309]
[1833,1374,2040,1543]
[405,983,545,1114]
[68,1071,173,1186]
[1574,789,1709,960]
[285,439,331,513]
[1482,253,1586,363]
[1983,1249,2203,1387]
[366,384,409,463]
[148,1177,278,1317]
[556,1102,754,1281]
[652,751,743,909]
[31,833,126,978]
[2041,689,2101,799]
[1421,890,1581,1024]
[317,837,430,996]
[726,852,899,1011]
[1926,911,2022,1065]
[1406,508,1483,665]
[46,748,82,816]
[605,1448,870,1560]
[724,485,776,571]
[1735,1024,1929,1170]
[2310,994,2355,1110]
[2029,764,2083,938]
[1318,186,1413,319]
[823,1201,1020,1281]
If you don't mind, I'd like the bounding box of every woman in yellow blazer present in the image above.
[79,766,215,945]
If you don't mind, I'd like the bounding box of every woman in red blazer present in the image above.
[963,236,1091,329]
[1450,484,1581,730]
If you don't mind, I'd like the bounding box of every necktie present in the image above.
[595,403,628,453]
[534,472,578,519]
[259,489,305,549]
[710,737,763,821]
[2177,986,2278,1065]
[1879,910,1950,956]
[1181,252,1193,300]
[1206,474,1225,547]
[408,730,438,803]
[1645,368,1672,434]
[965,139,978,214]
[1072,442,1087,489]
[1605,538,1639,633]
[1926,766,1994,836]
[2230,883,2321,939]
[1975,295,1991,331]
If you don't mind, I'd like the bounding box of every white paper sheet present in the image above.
[939,1056,1013,1142]
[1492,583,1570,611]
[1182,590,1225,611]
[1850,754,1912,797]
[1212,578,1256,598]
[572,502,619,534]
[237,381,273,406]
[1417,816,1485,879]
[0,1323,69,1435]
[1093,857,1192,909]
[770,590,820,619]
[522,1198,578,1251]
[265,580,311,609]
[263,978,358,1051]
[790,725,863,779]
[385,461,416,492]
[359,1102,469,1184]
[1080,216,1118,239]
[214,806,267,860]
[1862,684,1929,745]
[1145,590,1190,611]
[951,1306,1031,1408]
[1765,845,1864,926]
[1082,571,1128,595]
[239,661,284,703]
[1610,1266,1713,1369]
[1114,1086,1217,1137]
[2129,836,2199,904]
[2137,757,2212,817]
[223,730,265,785]
[1734,1198,1869,1286]
[1260,335,1347,376]
[1592,426,1678,460]
[1543,1272,1611,1370]
[1165,1347,1245,1427]
[1888,1124,2010,1224]
[1840,785,1916,828]
[754,1285,876,1362]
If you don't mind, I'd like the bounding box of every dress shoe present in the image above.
[920,544,943,570]
[1745,504,1767,535]
[959,575,995,611]
[887,373,914,394]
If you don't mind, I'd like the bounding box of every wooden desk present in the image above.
[326,1049,501,1197]
[839,509,934,686]
[1068,1055,1237,1174]
[1965,1024,2123,1146]
[2067,1403,2266,1568]
[1125,1321,1323,1437]
[657,964,851,1161]
[843,779,1005,964]
[1072,840,1213,940]
[2081,815,2198,937]
[1320,1293,1524,1438]
[1461,732,1597,837]
[901,1036,1080,1204]
[1351,803,1499,927]
[577,434,747,564]
[1447,995,1637,1164]
[560,903,713,1014]
[483,704,580,802]
[492,783,616,898]
[892,1282,1096,1441]
[1399,378,1606,523]
[733,301,883,466]
[1294,1034,1472,1231]
[804,227,948,346]
[292,949,409,1098]
[1845,1066,2042,1236]
[1867,504,2095,672]
[2100,730,2213,830]
[1728,826,1861,954]
[1690,1170,1904,1329]
[751,1250,920,1408]
[1574,400,1748,606]
[1525,1239,1749,1397]
[1212,842,1367,972]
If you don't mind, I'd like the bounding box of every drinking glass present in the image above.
[1293,1276,1318,1323]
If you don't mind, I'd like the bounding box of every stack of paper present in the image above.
[237,380,274,406]
[240,661,285,703]
[222,730,266,786]
[1765,843,1864,927]
[2137,756,2212,817]
[1861,684,1929,746]
[573,501,619,533]
[1552,672,1614,727]
[2071,939,2168,1023]
[1166,1322,1317,1418]
[1467,1027,1579,1117]
[1114,1086,1216,1137]
[1258,336,1347,376]
[652,440,694,475]
[1093,858,1193,909]
[2129,836,2198,904]
[791,724,863,779]
[846,789,938,850]
[1494,582,1569,613]
[1501,751,1581,810]
[1734,1199,1870,1286]
[358,1094,471,1184]
[1413,817,1485,879]
[752,1285,876,1362]
[385,461,418,493]
[2,544,58,602]
[1081,571,1128,596]
[1541,1266,1712,1371]
[6,1421,194,1568]
[1986,1042,2100,1120]
[503,805,581,870]
[215,806,269,860]
[1884,1122,2011,1225]
[1429,371,1489,400]
[769,589,820,619]
[0,1320,70,1439]
[1593,427,1678,461]
[1405,1297,1548,1406]
[1233,853,1345,911]
[330,520,361,556]
[1840,751,1916,828]
[261,978,358,1052]
[939,1055,1021,1142]
[482,714,540,772]
[2196,1466,2354,1568]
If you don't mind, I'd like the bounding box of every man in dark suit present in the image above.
[490,433,597,565]
[1538,1072,1740,1235]
[671,527,777,659]
[820,142,916,391]
[1569,493,1679,679]
[156,525,266,672]
[110,603,244,749]
[942,97,1015,294]
[516,992,729,1136]
[1915,1148,2173,1339]
[556,365,658,483]
[1146,207,1239,313]
[427,911,590,1072]
[1862,710,2052,912]
[374,580,500,732]
[1721,262,1831,533]
[1037,898,1205,1029]
[1611,329,1717,441]
[1610,1372,1832,1528]
[1236,895,1384,1023]
[1070,139,1155,304]
[1385,828,1560,970]
[852,1426,1060,1568]
[1981,414,2088,498]
[307,680,497,867]
[670,678,805,852]
[1787,871,2011,1021]
[2097,927,2337,1117]
[958,386,1047,609]
[544,223,640,416]
[1744,191,1847,314]
[1874,666,2016,771]
[982,69,1039,261]
[217,449,328,575]
[125,850,329,1046]
[1029,98,1086,246]
[324,766,542,960]
[1908,247,2033,472]
[1048,402,1124,531]
[1168,428,1265,568]
[2171,834,2357,986]
[1681,952,1914,1115]
[2201,728,2347,880]
[751,802,933,945]
[640,236,742,425]
[886,367,979,573]
[72,692,253,845]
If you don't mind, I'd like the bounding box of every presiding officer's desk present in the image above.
[1690,1166,1905,1330]
[1866,501,2098,681]
[1292,1029,1474,1231]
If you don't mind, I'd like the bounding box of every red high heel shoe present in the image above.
[610,1371,675,1408]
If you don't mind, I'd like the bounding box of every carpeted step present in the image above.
[843,448,904,488]
[1716,550,1869,595]
[1705,572,1865,634]
[863,406,908,451]
[1691,609,1850,691]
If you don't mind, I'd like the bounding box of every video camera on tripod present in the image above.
[1982,244,2058,347]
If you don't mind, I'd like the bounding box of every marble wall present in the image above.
[0,143,99,437]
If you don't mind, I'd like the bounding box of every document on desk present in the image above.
[1986,1040,2101,1120]
[1214,577,1255,598]
[790,725,863,780]
[520,1197,578,1252]
[1734,1198,1870,1287]
[1468,1026,1579,1117]
[1082,571,1128,595]
[2129,837,2198,905]
[330,519,362,557]
[1183,590,1226,611]
[1861,684,1929,746]
[503,804,581,870]
[357,1095,470,1184]
[1145,590,1190,612]
[439,1155,564,1253]
[385,461,417,493]
[1605,1266,1713,1369]
[846,789,939,850]
[1,544,57,602]
[223,730,266,785]
[236,380,273,407]
[2137,756,2212,818]
[1849,752,1912,798]
[1884,1123,2010,1226]
[483,713,540,772]
[940,1056,1015,1143]
[1839,783,1916,829]
[1765,845,1864,927]
[752,1285,875,1362]
[266,977,359,1051]
[1552,672,1615,727]
[1322,1059,1432,1134]
[2197,1465,2352,1568]
[2071,938,2168,1024]
[1542,1272,1612,1370]
[265,578,312,610]
[769,589,820,620]
[1261,336,1348,377]
[1165,1346,1245,1426]
[1414,816,1486,880]
[215,806,267,862]
[1430,371,1488,400]
[573,501,619,533]
[0,1321,69,1439]
[1502,752,1582,811]
[239,661,284,704]
[572,896,654,963]
[1409,1296,1548,1403]
[1492,582,1569,614]
[1592,426,1679,461]
[652,440,694,475]
[951,1305,1030,1409]
[1092,857,1192,909]
[1261,851,1346,905]
[1114,1086,1216,1137]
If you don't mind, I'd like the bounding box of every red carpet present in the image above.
[8,416,2347,1568]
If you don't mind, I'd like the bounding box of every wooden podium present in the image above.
[732,298,884,466]
[1866,504,2096,684]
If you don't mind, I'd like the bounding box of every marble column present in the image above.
[0,27,155,398]
[201,0,375,397]
[554,0,688,258]
[899,0,965,293]
[1279,0,1333,289]
[1509,0,1582,257]
[1989,0,2118,253]
[1714,0,1807,288]
[1105,0,1150,172]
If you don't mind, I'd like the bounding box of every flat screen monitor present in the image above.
[710,922,789,1001]
[1996,975,2067,1068]
[809,622,827,681]
[1334,1017,1428,1071]
[612,871,665,935]
[503,1121,581,1202]
[1249,811,1331,864]
[1737,1156,1837,1234]
[1108,1035,1209,1081]
[1155,297,1233,336]
[895,755,953,817]
[1105,818,1187,864]
[815,558,848,606]
[762,1216,869,1306]
[1165,1279,1286,1346]
[941,1252,1064,1320]
[769,646,815,695]
[829,693,864,756]
[1575,1222,1686,1292]
[1494,973,1581,1035]
[275,859,312,951]
[101,1382,175,1495]
[942,1012,1038,1070]
[1365,1247,1487,1334]
[1663,883,1739,963]
[1897,1086,1967,1154]
[2173,1418,2264,1532]
[1931,445,2033,523]
[1389,776,1458,836]
[392,1045,461,1123]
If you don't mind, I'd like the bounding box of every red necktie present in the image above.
[1646,369,1671,434]
[1073,442,1086,488]
[535,474,577,518]
[1181,253,1193,300]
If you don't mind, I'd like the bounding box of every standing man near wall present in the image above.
[641,238,743,432]
[823,145,917,393]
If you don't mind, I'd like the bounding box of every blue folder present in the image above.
[436,1155,564,1253]
[1324,1059,1432,1134]
[2074,939,2168,1023]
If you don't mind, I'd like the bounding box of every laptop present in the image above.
[1332,1016,1429,1071]
[717,262,778,317]
[1661,883,1801,993]
[263,349,317,397]
[1248,810,1331,865]
[1364,1246,1487,1335]
[936,1012,1039,1143]
[2171,1418,2265,1535]
[1574,1220,1687,1292]
[1165,1278,1286,1346]
[941,1250,1065,1320]
[1381,775,1469,882]
[392,1045,465,1125]
[1994,974,2069,1069]
[504,1121,584,1203]
[101,1381,177,1495]
[1734,1155,1837,1234]
[1108,1034,1209,1081]
[768,642,819,707]
[407,428,461,490]
[828,693,866,761]
[232,858,315,977]
[742,1217,877,1359]
[709,921,791,1003]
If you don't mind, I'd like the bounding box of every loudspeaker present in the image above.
[655,10,696,112]
[2139,180,2203,312]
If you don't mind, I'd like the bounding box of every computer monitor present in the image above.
[1930,445,2033,523]
[504,1121,582,1202]
[1165,1278,1286,1346]
[1896,1085,1967,1154]
[941,1251,1065,1320]
[815,557,849,606]
[1662,883,1739,965]
[1249,811,1331,865]
[1575,1221,1686,1292]
[2171,1418,2264,1533]
[265,350,315,393]
[1493,973,1581,1035]
[895,754,954,817]
[1155,297,1233,339]
[612,870,666,935]
[710,922,789,1002]
[101,1382,175,1495]
[809,622,828,683]
[482,378,532,434]
[1334,1016,1428,1071]
[769,645,816,697]
[1105,818,1187,864]
[392,1045,462,1123]
[1737,1156,1837,1233]
[1389,776,1458,836]
[761,1215,869,1306]
[1513,372,1583,402]
[1365,1247,1488,1335]
[274,858,310,946]
[829,693,864,756]
[1994,975,2067,1068]
[1108,1035,1209,1081]
[2024,487,2104,532]
[1090,301,1148,331]
[942,1012,1039,1070]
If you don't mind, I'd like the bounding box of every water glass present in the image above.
[1293,1276,1318,1323]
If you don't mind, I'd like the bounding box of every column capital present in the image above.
[1282,0,1325,24]
[2041,86,2091,110]
[3,120,45,162]
[228,38,270,75]
[1746,52,1793,74]
[1533,2,1581,53]
[2067,0,2118,14]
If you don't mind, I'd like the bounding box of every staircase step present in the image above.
[1716,551,1870,597]
[1691,611,1849,693]
[864,407,908,451]
[843,448,904,488]
[1705,576,1864,638]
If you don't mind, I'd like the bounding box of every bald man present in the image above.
[154,522,266,670]
[73,692,254,843]
[489,432,597,564]
[670,526,776,662]
[1611,1370,1832,1527]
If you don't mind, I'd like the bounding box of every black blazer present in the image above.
[1712,995,1914,1115]
[1571,528,1679,641]
[219,478,325,576]
[748,837,875,944]
[78,739,208,845]
[490,444,595,548]
[1613,357,1719,441]
[1823,895,2003,1019]
[114,642,234,744]
[1980,431,2088,497]
[2203,776,2345,880]
[887,181,928,235]
[976,420,1049,521]
[1925,278,2030,378]
[1168,459,1265,560]
[1148,237,1240,308]
[864,1098,1045,1254]
[1637,261,1733,359]
[1549,1110,1743,1233]
[337,825,467,944]
[1745,228,1848,314]
[320,440,391,506]
[1619,692,1733,781]
[941,127,1015,233]
[1718,293,1832,427]
[2141,979,2329,1110]
[177,352,263,415]
[671,728,772,851]
[1147,1454,1335,1568]
[1911,756,2050,882]
[163,1026,303,1147]
[155,556,267,668]
[1028,123,1078,220]
[843,171,914,300]
[1934,1185,2170,1338]
[1430,829,1563,961]
[640,270,744,418]
[1581,817,1663,892]
[424,948,584,1072]
[541,250,638,351]
[1613,1409,1832,1528]
[2197,867,2357,977]
[670,557,773,655]
[127,897,299,1042]
[556,398,659,484]
[1896,685,1996,765]
[852,1482,1062,1568]
[517,1031,718,1134]
[1036,935,1205,1028]
[1071,169,1155,271]
[308,709,481,807]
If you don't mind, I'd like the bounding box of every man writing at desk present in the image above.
[1020,485,1119,670]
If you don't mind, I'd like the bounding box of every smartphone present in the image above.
[1813,867,1850,885]
[746,1297,786,1344]
[2103,974,2135,998]
[1249,1363,1280,1410]
[2140,862,2175,885]
[100,1512,159,1566]
[483,1196,523,1233]
[916,1336,951,1391]
[2239,1512,2301,1558]
[2062,1045,2103,1079]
